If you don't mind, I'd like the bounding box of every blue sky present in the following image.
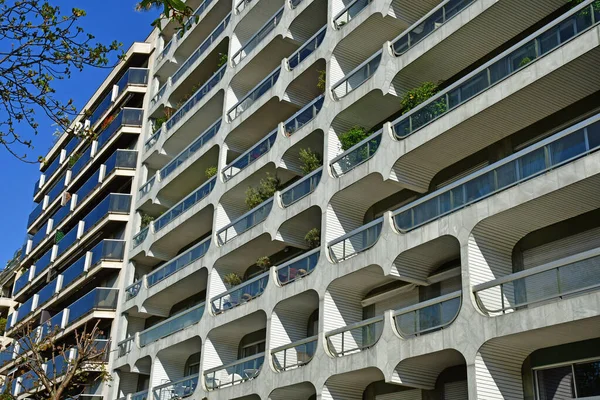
[0,1,158,267]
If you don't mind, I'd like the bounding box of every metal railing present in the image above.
[392,0,475,55]
[139,303,205,347]
[132,227,149,249]
[138,175,156,198]
[103,149,138,177]
[325,315,384,356]
[330,130,382,176]
[222,130,277,181]
[152,374,199,400]
[271,335,317,371]
[473,249,600,315]
[392,113,600,232]
[276,248,320,285]
[333,0,373,28]
[147,236,211,287]
[156,37,174,63]
[204,352,265,390]
[125,280,142,301]
[287,27,326,70]
[283,95,325,136]
[328,217,383,262]
[235,0,252,13]
[144,126,162,152]
[232,7,284,65]
[115,68,149,98]
[96,108,144,152]
[332,50,382,99]
[211,271,269,314]
[131,390,149,400]
[227,67,281,121]
[394,291,461,337]
[117,337,134,358]
[151,84,167,107]
[217,198,273,244]
[392,1,600,139]
[280,168,322,206]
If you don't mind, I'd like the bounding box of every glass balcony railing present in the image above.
[211,271,268,314]
[45,354,68,379]
[217,198,273,244]
[125,280,142,301]
[153,374,199,400]
[47,173,67,205]
[27,201,44,228]
[151,84,167,107]
[0,345,14,366]
[332,50,382,99]
[328,217,383,262]
[103,149,138,177]
[15,296,35,323]
[271,335,317,371]
[51,203,71,229]
[19,370,39,392]
[138,175,156,198]
[156,37,174,64]
[81,193,131,237]
[392,2,600,139]
[59,255,86,291]
[89,239,125,267]
[139,303,205,347]
[204,352,265,390]
[115,68,149,98]
[29,222,49,251]
[89,90,115,127]
[73,169,101,205]
[394,291,461,337]
[147,236,211,288]
[117,336,134,357]
[276,248,320,285]
[55,223,79,259]
[41,153,62,183]
[227,67,281,121]
[96,108,144,152]
[66,288,118,325]
[159,119,221,181]
[33,176,42,197]
[325,315,384,356]
[393,113,600,232]
[474,249,600,315]
[13,269,31,296]
[283,95,324,136]
[153,177,217,232]
[132,227,149,249]
[232,7,284,65]
[235,0,252,14]
[131,390,149,400]
[287,27,326,70]
[144,126,162,152]
[33,246,54,278]
[166,65,226,131]
[40,309,65,339]
[36,277,59,307]
[171,14,231,86]
[222,130,277,181]
[280,168,322,207]
[331,130,382,177]
[333,0,373,28]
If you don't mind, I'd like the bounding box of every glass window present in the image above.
[574,360,600,397]
[536,366,574,400]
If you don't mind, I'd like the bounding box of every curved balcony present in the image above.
[132,227,149,249]
[227,67,281,121]
[283,95,325,137]
[280,168,322,206]
[147,236,211,287]
[151,84,168,107]
[117,336,134,358]
[393,291,461,337]
[392,113,600,232]
[392,2,600,139]
[391,0,475,55]
[276,248,320,285]
[204,352,265,390]
[332,50,382,100]
[325,315,384,357]
[153,177,216,232]
[144,126,163,153]
[232,6,284,65]
[271,335,318,371]
[287,27,326,70]
[473,249,600,315]
[333,0,373,28]
[156,37,174,64]
[125,280,142,301]
[211,271,269,314]
[235,0,252,14]
[330,130,382,177]
[138,175,156,198]
[222,130,277,182]
[153,374,199,400]
[217,198,274,244]
[328,217,383,262]
[138,302,205,347]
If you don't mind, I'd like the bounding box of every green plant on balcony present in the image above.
[400,81,441,115]
[304,228,321,249]
[217,52,228,69]
[0,317,6,333]
[570,0,600,13]
[140,213,155,229]
[223,272,242,288]
[205,166,218,178]
[317,69,326,93]
[256,256,271,272]
[519,57,532,67]
[244,173,281,209]
[339,126,372,151]
[299,148,322,175]
[67,153,81,168]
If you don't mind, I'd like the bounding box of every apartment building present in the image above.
[4,0,600,398]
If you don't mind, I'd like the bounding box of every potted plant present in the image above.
[256,256,271,272]
[222,272,243,309]
[205,166,217,178]
[304,228,321,249]
[299,148,322,175]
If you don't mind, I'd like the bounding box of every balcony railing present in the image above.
[89,89,115,127]
[204,352,265,390]
[15,296,34,323]
[287,27,326,70]
[276,248,320,285]
[73,169,101,206]
[132,227,149,249]
[231,7,284,65]
[331,130,382,177]
[392,113,600,232]
[217,198,273,244]
[139,303,205,347]
[37,277,59,307]
[227,67,281,121]
[115,68,149,98]
[148,237,211,287]
[66,288,118,324]
[271,335,317,371]
[131,390,149,400]
[144,126,162,152]
[153,177,216,232]
[280,168,322,206]
[47,173,67,205]
[328,217,383,262]
[333,0,373,28]
[50,204,71,230]
[171,14,231,86]
[96,108,143,152]
[392,2,600,139]
[151,84,168,107]
[27,201,45,228]
[473,249,600,315]
[394,291,461,337]
[80,193,131,238]
[103,149,138,176]
[42,154,62,183]
[68,146,92,182]
[392,0,475,55]
[117,337,134,358]
[153,374,199,400]
[166,65,226,131]
[235,0,252,13]
[211,271,269,314]
[138,175,156,198]
[325,315,384,356]
[125,280,142,301]
[29,221,49,252]
[283,95,324,136]
[332,50,382,99]
[32,246,53,278]
[156,37,174,64]
[40,309,65,339]
[13,269,31,296]
[222,130,277,181]
[89,239,125,267]
[159,119,221,181]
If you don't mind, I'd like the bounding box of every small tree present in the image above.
[217,53,228,68]
[338,126,372,151]
[245,173,281,209]
[140,213,155,229]
[305,228,321,249]
[317,70,326,93]
[223,272,242,288]
[256,256,271,272]
[298,148,322,175]
[399,81,441,115]
[205,166,217,178]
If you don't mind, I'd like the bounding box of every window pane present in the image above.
[574,361,600,397]
[536,366,574,400]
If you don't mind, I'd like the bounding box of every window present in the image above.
[535,359,600,399]
[185,352,201,376]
